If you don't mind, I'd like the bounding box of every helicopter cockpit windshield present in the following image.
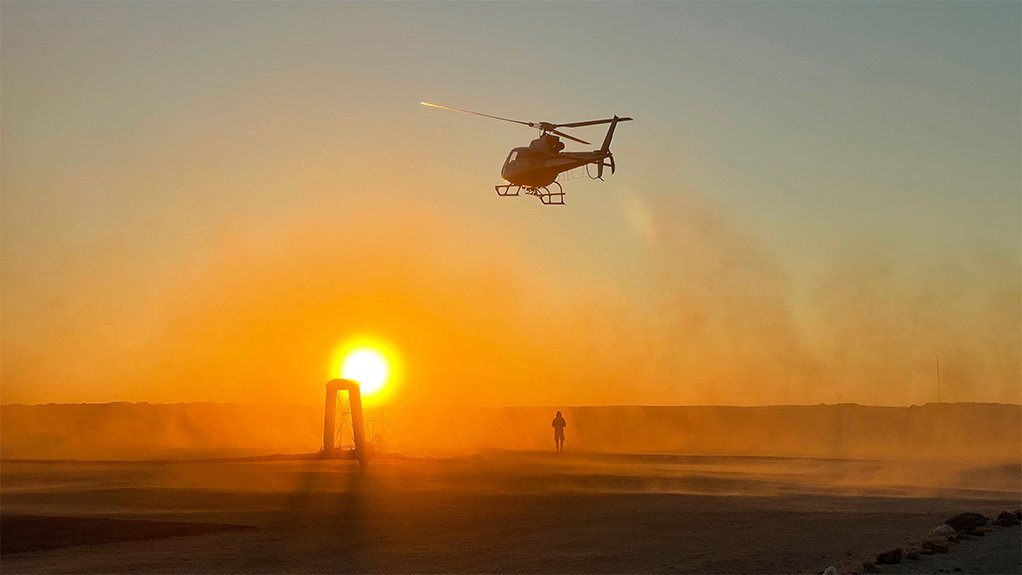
[504,147,532,167]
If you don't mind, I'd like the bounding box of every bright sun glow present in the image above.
[340,348,391,396]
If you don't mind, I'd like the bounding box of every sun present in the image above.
[331,337,400,400]
[340,347,391,396]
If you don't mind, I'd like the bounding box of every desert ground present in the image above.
[2,451,1019,574]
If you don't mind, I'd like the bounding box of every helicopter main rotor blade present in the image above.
[550,129,591,146]
[555,117,634,129]
[420,102,533,127]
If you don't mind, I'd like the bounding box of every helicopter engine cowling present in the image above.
[529,134,564,155]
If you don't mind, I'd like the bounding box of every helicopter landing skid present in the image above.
[533,181,565,205]
[495,183,565,205]
[495,184,521,197]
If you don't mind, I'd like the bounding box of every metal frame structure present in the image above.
[321,378,370,468]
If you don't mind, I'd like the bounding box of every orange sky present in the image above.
[3,193,1017,407]
[2,2,1019,407]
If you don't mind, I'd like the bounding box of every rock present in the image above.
[1014,509,1020,520]
[966,527,986,537]
[906,551,919,560]
[923,540,949,553]
[861,560,879,573]
[994,511,1020,526]
[930,523,955,537]
[822,566,838,575]
[945,512,988,531]
[921,548,935,555]
[876,548,902,564]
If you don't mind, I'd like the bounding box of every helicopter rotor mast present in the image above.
[419,101,636,147]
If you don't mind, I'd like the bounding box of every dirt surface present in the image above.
[1,452,1019,574]
[1,516,255,554]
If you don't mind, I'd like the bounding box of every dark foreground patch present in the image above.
[1,515,256,554]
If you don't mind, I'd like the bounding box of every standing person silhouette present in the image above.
[551,411,567,453]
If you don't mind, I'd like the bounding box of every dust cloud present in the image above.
[1,189,1018,408]
[3,402,1019,497]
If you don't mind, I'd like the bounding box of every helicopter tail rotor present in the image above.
[596,153,616,180]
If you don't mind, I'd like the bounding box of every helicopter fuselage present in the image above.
[501,135,611,188]
[501,148,608,188]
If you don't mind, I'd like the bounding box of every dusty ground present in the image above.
[1,452,1019,574]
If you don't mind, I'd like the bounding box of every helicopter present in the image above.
[421,102,633,205]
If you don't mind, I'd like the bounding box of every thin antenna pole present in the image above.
[936,353,941,403]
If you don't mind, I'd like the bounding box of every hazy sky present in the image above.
[3,1,1019,407]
